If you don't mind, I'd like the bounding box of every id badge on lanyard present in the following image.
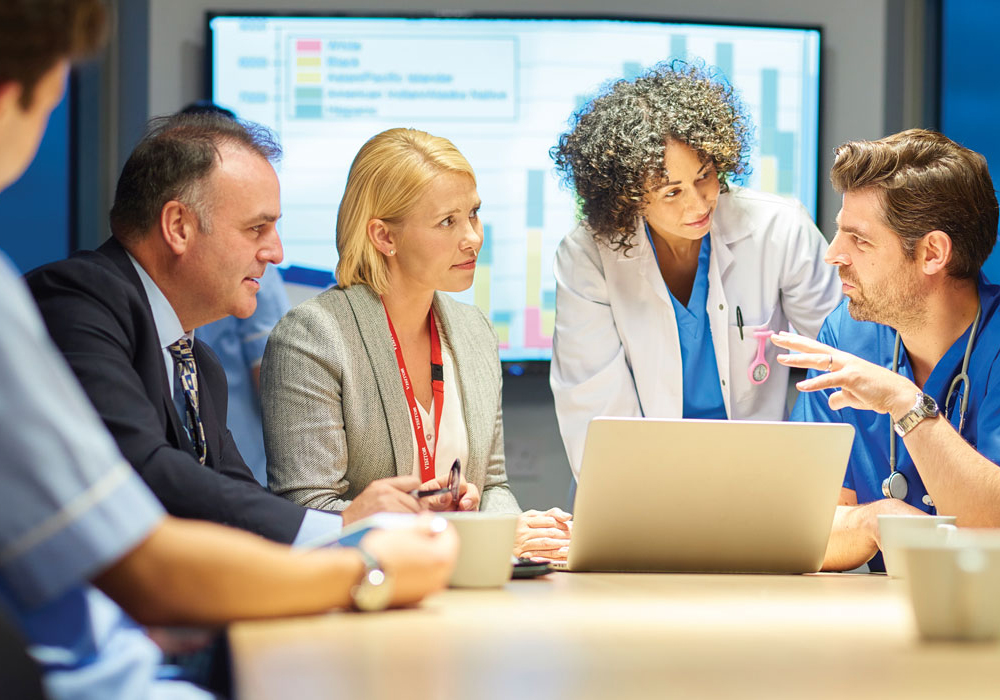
[382,300,445,483]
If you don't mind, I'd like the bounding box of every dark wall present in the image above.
[940,0,1000,282]
[0,96,71,272]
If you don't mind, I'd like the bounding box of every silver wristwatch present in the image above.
[350,546,393,612]
[893,392,939,437]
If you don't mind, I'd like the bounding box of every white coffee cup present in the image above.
[877,514,957,578]
[440,512,518,588]
[901,531,1000,641]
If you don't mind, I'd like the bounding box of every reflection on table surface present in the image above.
[230,572,1000,699]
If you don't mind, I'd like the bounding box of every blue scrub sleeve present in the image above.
[970,346,1000,466]
[789,311,855,490]
[239,265,290,366]
[0,256,165,608]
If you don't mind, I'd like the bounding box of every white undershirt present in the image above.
[411,326,468,483]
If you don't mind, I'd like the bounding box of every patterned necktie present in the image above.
[168,338,207,464]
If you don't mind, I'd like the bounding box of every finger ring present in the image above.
[826,354,834,372]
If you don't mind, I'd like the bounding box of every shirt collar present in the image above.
[126,252,193,348]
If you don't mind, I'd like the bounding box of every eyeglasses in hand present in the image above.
[413,459,462,507]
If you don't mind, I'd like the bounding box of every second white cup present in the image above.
[877,514,956,578]
[902,531,1000,641]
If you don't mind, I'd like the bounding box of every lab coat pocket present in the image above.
[728,303,784,413]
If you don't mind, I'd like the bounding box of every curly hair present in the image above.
[551,60,753,252]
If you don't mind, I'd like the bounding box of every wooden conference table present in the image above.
[230,572,1000,699]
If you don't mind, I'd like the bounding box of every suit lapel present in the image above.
[343,285,413,475]
[433,293,489,483]
[163,392,199,458]
[97,237,146,292]
[97,237,198,460]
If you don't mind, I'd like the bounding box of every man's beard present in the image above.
[843,268,926,331]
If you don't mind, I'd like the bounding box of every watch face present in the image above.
[894,392,939,437]
[918,393,939,417]
[353,567,394,612]
[752,363,769,382]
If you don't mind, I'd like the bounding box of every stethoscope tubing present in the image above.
[887,300,982,477]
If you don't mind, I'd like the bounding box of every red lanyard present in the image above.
[382,301,444,483]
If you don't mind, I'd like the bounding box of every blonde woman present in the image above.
[262,129,569,557]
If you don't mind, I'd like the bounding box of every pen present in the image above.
[411,486,449,499]
[736,306,744,341]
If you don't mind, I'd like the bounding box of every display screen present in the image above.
[209,14,821,361]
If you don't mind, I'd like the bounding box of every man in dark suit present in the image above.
[27,113,428,542]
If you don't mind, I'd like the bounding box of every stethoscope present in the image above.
[883,301,981,505]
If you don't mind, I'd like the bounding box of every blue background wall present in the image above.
[0,95,71,273]
[940,0,1000,283]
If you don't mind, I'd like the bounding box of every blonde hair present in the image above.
[336,128,476,293]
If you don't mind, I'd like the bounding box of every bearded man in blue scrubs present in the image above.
[772,129,1000,572]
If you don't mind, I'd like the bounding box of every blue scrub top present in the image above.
[646,224,727,420]
[0,252,209,699]
[198,264,290,486]
[792,276,1000,568]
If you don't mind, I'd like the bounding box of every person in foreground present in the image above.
[0,2,457,699]
[774,129,1000,572]
[262,127,571,557]
[27,110,430,542]
[549,60,841,479]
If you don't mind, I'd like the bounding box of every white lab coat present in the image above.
[550,186,843,478]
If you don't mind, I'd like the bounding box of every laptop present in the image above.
[555,418,855,574]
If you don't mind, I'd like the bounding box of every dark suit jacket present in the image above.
[25,238,305,543]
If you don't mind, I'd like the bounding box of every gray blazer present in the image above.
[261,283,520,514]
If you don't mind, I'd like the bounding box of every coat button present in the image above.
[721,379,726,387]
[719,304,724,310]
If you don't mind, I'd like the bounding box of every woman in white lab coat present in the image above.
[550,61,842,479]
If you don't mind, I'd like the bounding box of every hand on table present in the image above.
[341,475,422,526]
[514,508,573,561]
[771,331,918,419]
[417,477,480,512]
[360,515,459,607]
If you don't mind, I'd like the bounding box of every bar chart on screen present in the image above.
[211,15,820,361]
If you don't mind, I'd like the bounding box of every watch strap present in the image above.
[355,544,381,572]
[350,545,392,612]
[893,392,939,437]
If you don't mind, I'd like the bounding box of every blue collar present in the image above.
[126,252,192,350]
